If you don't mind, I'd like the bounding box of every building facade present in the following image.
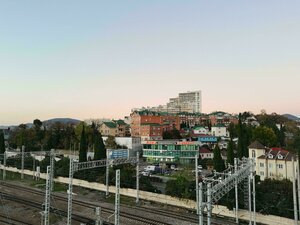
[132,90,202,114]
[99,120,128,137]
[211,124,228,137]
[248,141,297,181]
[142,140,200,164]
[130,111,180,141]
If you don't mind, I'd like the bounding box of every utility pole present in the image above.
[32,157,35,178]
[292,157,298,225]
[297,158,300,220]
[195,153,199,215]
[67,159,74,225]
[95,207,102,225]
[136,151,140,205]
[248,173,252,225]
[234,158,239,224]
[21,145,25,180]
[43,166,51,225]
[3,151,6,180]
[251,159,256,225]
[207,183,212,225]
[50,149,55,191]
[106,157,109,197]
[115,169,120,225]
[198,182,203,225]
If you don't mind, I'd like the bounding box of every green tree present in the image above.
[105,136,118,149]
[163,128,182,139]
[79,125,87,162]
[165,175,194,199]
[252,126,277,147]
[0,131,5,154]
[94,131,106,160]
[213,145,225,172]
[228,122,238,139]
[237,113,245,158]
[227,139,234,166]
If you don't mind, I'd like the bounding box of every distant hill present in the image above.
[43,118,81,125]
[282,114,300,121]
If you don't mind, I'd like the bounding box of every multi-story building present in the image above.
[178,91,202,113]
[99,121,118,136]
[133,90,202,114]
[112,119,128,137]
[178,112,208,128]
[248,141,297,181]
[209,111,238,126]
[142,140,200,164]
[99,120,128,137]
[211,124,229,137]
[130,110,180,141]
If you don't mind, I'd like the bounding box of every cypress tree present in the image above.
[0,131,5,154]
[94,131,106,160]
[213,145,225,172]
[237,113,244,159]
[79,126,87,162]
[227,139,234,166]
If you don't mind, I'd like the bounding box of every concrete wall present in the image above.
[1,166,295,225]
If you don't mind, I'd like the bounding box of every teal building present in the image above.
[142,140,200,164]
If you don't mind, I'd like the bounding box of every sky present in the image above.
[1,0,300,125]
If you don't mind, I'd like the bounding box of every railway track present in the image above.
[0,213,33,225]
[0,181,238,225]
[0,182,171,225]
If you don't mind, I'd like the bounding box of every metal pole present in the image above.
[252,159,256,225]
[44,166,51,225]
[3,151,6,180]
[95,207,102,225]
[199,182,203,225]
[136,151,140,204]
[33,157,35,179]
[195,154,199,215]
[50,149,55,191]
[248,174,252,225]
[207,183,212,225]
[21,145,25,179]
[297,158,300,220]
[234,158,239,224]
[292,157,298,225]
[115,169,120,225]
[106,158,109,197]
[67,159,74,225]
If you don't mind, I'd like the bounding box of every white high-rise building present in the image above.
[133,90,202,114]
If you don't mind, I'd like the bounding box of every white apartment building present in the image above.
[133,90,202,114]
[211,124,229,137]
[248,141,297,181]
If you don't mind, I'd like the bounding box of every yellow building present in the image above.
[248,141,297,181]
[100,121,118,136]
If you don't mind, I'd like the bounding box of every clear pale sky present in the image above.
[1,1,300,125]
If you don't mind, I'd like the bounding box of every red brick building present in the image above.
[130,111,180,141]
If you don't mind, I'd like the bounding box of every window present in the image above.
[278,164,283,169]
[269,164,272,168]
[260,171,264,176]
[260,163,264,167]
[252,150,256,158]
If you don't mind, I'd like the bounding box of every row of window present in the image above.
[143,150,198,158]
[259,163,284,169]
[143,144,199,151]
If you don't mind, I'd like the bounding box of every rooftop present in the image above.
[248,141,265,149]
